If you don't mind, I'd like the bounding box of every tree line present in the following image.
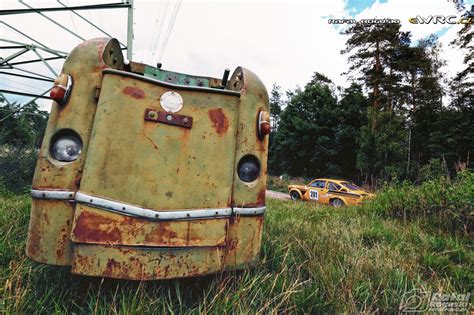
[269,18,472,185]
[0,100,48,192]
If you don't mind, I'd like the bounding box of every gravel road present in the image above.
[266,190,290,200]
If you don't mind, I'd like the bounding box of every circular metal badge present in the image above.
[160,91,183,113]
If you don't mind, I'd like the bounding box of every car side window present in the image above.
[328,182,341,191]
[310,180,326,189]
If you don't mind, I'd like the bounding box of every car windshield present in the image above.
[341,182,363,190]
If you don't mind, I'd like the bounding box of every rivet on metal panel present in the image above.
[148,111,157,119]
[166,114,172,121]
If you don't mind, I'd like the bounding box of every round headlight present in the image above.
[50,135,82,162]
[237,155,261,182]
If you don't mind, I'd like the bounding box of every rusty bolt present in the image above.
[182,117,189,124]
[148,111,157,119]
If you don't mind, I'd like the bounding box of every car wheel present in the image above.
[330,198,344,207]
[290,191,300,200]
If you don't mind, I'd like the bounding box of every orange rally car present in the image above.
[288,178,373,207]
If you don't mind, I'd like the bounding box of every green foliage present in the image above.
[418,158,446,182]
[368,171,474,234]
[269,76,368,180]
[0,101,48,193]
[357,109,407,183]
[0,102,48,148]
[0,146,39,193]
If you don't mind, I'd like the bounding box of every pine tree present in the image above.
[269,83,283,129]
[341,22,403,129]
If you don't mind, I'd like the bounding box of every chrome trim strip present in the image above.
[61,74,73,104]
[31,189,75,200]
[31,189,266,219]
[75,192,233,220]
[233,206,266,216]
[103,69,241,97]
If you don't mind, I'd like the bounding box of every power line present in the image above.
[0,79,46,92]
[158,0,182,62]
[146,1,166,63]
[150,0,170,63]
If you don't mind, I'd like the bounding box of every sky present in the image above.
[0,0,472,111]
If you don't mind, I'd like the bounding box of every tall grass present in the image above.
[369,171,474,234]
[0,175,472,313]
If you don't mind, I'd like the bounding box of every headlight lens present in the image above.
[50,135,82,162]
[237,155,261,182]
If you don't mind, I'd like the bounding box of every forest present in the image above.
[268,21,472,186]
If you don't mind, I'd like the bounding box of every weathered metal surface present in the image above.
[26,199,74,265]
[71,244,224,280]
[228,67,270,208]
[144,109,193,129]
[144,65,210,87]
[78,71,239,211]
[71,204,227,247]
[27,38,123,265]
[27,37,269,280]
[223,215,264,269]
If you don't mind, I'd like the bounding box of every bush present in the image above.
[0,145,38,193]
[368,171,474,234]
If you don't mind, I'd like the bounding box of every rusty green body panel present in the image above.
[26,38,269,280]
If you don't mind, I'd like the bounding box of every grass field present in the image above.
[1,175,472,313]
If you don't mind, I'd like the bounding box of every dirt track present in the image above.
[266,190,290,200]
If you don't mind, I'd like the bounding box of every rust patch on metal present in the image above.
[72,206,226,247]
[145,109,193,129]
[243,187,266,207]
[257,187,266,204]
[73,210,122,243]
[74,170,83,188]
[55,227,68,260]
[123,86,145,99]
[208,108,229,135]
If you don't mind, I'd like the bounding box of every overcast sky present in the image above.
[1,0,472,111]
